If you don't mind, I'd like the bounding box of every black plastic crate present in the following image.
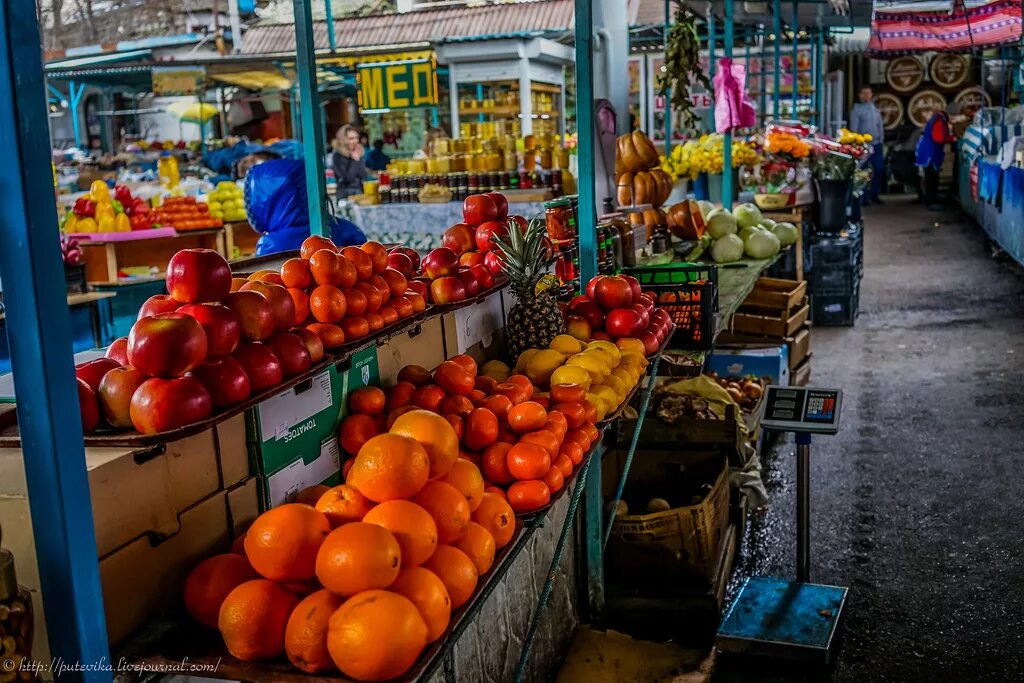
[811,264,859,294]
[812,293,859,326]
[643,280,716,349]
[64,264,86,293]
[811,236,859,270]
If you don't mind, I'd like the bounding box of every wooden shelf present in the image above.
[459,106,520,117]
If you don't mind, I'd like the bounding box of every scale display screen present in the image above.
[760,386,842,434]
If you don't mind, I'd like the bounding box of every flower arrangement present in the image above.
[765,131,812,161]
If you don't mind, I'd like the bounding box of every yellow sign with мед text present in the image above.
[358,59,437,112]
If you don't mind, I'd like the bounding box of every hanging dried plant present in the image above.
[656,2,713,134]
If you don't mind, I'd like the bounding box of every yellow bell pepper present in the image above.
[115,213,131,232]
[90,180,110,203]
[63,214,78,233]
[76,217,98,233]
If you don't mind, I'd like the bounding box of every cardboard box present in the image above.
[706,345,790,386]
[0,415,247,558]
[246,365,344,477]
[441,289,508,362]
[259,436,343,510]
[376,315,446,386]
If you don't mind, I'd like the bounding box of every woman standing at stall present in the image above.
[916,105,958,211]
[332,124,367,198]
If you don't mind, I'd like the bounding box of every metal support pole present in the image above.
[584,451,605,620]
[723,0,734,209]
[0,3,110,678]
[324,0,337,53]
[796,432,811,583]
[228,0,243,53]
[69,81,85,149]
[708,14,717,81]
[758,30,767,126]
[519,56,533,136]
[663,0,672,153]
[772,0,781,119]
[292,0,328,236]
[575,0,598,286]
[810,29,818,127]
[791,4,799,116]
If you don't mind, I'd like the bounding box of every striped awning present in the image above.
[868,0,1023,55]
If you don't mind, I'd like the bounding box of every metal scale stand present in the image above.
[716,386,848,664]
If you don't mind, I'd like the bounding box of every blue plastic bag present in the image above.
[244,158,365,256]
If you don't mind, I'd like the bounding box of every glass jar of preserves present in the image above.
[544,197,576,241]
[0,522,34,679]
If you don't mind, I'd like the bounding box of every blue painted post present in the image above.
[664,0,672,153]
[816,29,824,127]
[773,0,781,119]
[70,81,85,149]
[722,0,733,209]
[758,29,767,125]
[293,0,328,236]
[0,2,110,678]
[324,0,337,52]
[708,14,717,81]
[791,3,799,116]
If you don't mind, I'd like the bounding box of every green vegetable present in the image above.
[771,222,799,246]
[744,229,781,259]
[705,208,738,239]
[733,203,763,229]
[711,234,745,263]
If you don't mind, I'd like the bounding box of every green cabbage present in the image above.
[760,218,776,230]
[771,221,799,246]
[733,203,763,229]
[705,208,738,239]
[711,234,745,262]
[697,200,715,219]
[744,229,781,258]
[738,224,765,241]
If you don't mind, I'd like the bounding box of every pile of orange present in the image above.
[338,354,601,515]
[183,405,515,680]
[250,235,426,352]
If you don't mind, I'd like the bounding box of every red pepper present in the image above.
[114,184,133,206]
[73,197,96,217]
[129,197,150,216]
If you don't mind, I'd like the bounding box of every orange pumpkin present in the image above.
[667,199,707,240]
[632,171,655,206]
[616,171,634,206]
[632,130,660,169]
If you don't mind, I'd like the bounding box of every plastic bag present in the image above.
[713,58,757,133]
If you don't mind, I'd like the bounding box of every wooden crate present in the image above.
[731,303,809,338]
[80,229,226,284]
[743,278,807,311]
[792,357,811,386]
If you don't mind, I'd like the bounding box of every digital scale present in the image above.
[716,386,848,664]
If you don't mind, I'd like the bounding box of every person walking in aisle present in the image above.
[916,106,958,211]
[850,86,886,204]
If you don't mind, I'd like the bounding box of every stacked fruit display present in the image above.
[615,130,674,234]
[416,193,520,305]
[338,354,604,515]
[150,196,223,231]
[564,274,673,356]
[207,181,247,223]
[182,406,518,680]
[61,180,153,233]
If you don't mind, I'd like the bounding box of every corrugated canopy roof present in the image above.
[242,0,576,55]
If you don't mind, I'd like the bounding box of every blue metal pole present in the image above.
[791,3,799,116]
[664,0,672,152]
[70,81,85,149]
[293,0,328,236]
[575,0,597,286]
[708,14,717,81]
[758,29,767,125]
[723,0,733,209]
[773,0,781,119]
[815,29,824,127]
[0,3,110,679]
[324,0,337,52]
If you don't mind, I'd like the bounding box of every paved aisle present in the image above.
[715,199,1024,682]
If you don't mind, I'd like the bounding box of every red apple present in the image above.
[639,291,657,311]
[97,365,147,428]
[188,356,252,408]
[389,246,420,272]
[429,277,467,304]
[595,277,634,310]
[137,294,181,320]
[585,276,605,300]
[571,300,605,331]
[639,330,661,356]
[407,279,429,299]
[565,314,592,341]
[484,251,503,275]
[387,251,414,278]
[239,281,295,332]
[474,220,508,253]
[621,274,643,304]
[421,247,458,280]
[232,343,283,392]
[77,378,100,434]
[631,303,650,329]
[165,248,232,304]
[456,270,482,297]
[485,192,509,219]
[459,251,486,268]
[177,303,241,357]
[510,215,528,231]
[129,377,213,434]
[268,332,313,377]
[569,294,591,310]
[463,194,498,226]
[469,264,495,290]
[293,328,325,364]
[75,358,121,392]
[592,330,612,341]
[105,337,129,365]
[605,308,644,339]
[442,223,476,255]
[223,291,275,341]
[127,313,208,377]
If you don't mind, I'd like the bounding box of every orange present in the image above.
[453,522,496,575]
[550,383,587,403]
[507,480,551,513]
[338,414,381,456]
[472,493,516,548]
[301,235,337,260]
[316,484,374,527]
[309,249,346,287]
[506,442,551,480]
[284,589,344,673]
[544,411,569,438]
[340,315,370,341]
[293,484,330,507]
[505,374,534,399]
[519,430,561,458]
[422,545,478,609]
[305,322,346,348]
[244,504,331,582]
[441,394,475,417]
[552,453,574,477]
[387,405,419,429]
[507,401,548,434]
[413,481,471,544]
[280,257,313,289]
[390,567,452,643]
[389,409,460,479]
[360,241,390,274]
[183,553,258,628]
[543,466,564,494]
[218,579,299,661]
[346,433,430,502]
[463,407,499,451]
[484,485,506,501]
[287,287,311,326]
[412,384,446,412]
[481,442,514,485]
[560,441,585,466]
[341,246,374,281]
[552,402,586,429]
[441,458,485,512]
[445,414,464,440]
[349,386,386,415]
[363,500,438,567]
[327,590,427,681]
[316,522,401,596]
[309,284,347,323]
[448,353,478,377]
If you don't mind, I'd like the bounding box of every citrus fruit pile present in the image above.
[150,196,223,231]
[183,408,517,680]
[207,181,247,223]
[516,334,651,422]
[338,353,603,515]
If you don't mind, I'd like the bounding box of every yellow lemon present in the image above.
[585,392,608,421]
[481,359,511,382]
[591,385,620,413]
[585,340,621,367]
[549,334,584,356]
[610,367,636,388]
[550,365,592,390]
[580,347,613,371]
[619,352,649,369]
[566,353,608,384]
[602,374,629,400]
[525,349,567,386]
[615,338,646,357]
[515,348,540,373]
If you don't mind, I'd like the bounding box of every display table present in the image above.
[0,291,114,373]
[341,201,547,250]
[77,228,226,284]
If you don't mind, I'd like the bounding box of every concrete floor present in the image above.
[715,199,1024,682]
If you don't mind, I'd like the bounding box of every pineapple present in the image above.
[492,216,566,360]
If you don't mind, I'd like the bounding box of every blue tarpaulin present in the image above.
[978,160,1002,206]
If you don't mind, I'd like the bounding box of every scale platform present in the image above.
[716,576,848,664]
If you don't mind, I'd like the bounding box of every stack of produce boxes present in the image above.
[809,223,862,326]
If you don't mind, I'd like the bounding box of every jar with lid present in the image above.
[544,197,576,241]
[0,521,34,679]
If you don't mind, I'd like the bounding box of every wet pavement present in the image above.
[714,199,1024,682]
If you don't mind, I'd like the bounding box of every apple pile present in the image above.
[564,275,674,356]
[411,193,520,305]
[336,356,602,515]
